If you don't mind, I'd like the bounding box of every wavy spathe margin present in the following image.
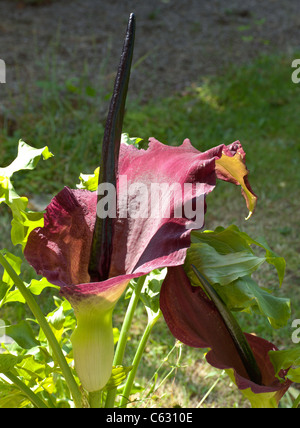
[24,138,258,392]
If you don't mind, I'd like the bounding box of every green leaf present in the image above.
[28,278,59,296]
[2,277,58,306]
[1,251,22,287]
[0,353,24,373]
[77,167,99,191]
[139,269,167,315]
[11,210,45,248]
[0,140,53,178]
[47,306,65,331]
[121,133,143,148]
[14,355,46,382]
[191,225,286,286]
[185,225,289,328]
[214,276,290,328]
[0,141,53,249]
[104,365,133,391]
[185,242,265,286]
[0,280,10,301]
[6,321,40,349]
[0,381,30,408]
[237,232,286,286]
[269,347,300,381]
[0,251,23,305]
[191,225,254,255]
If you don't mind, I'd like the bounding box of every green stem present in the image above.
[196,370,224,408]
[89,390,102,408]
[119,311,161,408]
[5,371,49,408]
[154,342,183,392]
[0,252,83,408]
[141,342,178,401]
[105,275,147,408]
[292,391,300,408]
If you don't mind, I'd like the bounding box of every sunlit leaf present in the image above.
[0,381,30,408]
[104,365,133,391]
[0,140,53,178]
[0,140,53,249]
[77,167,99,191]
[121,133,143,148]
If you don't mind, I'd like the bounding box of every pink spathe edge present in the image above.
[59,272,144,314]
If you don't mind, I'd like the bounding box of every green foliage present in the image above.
[0,141,52,249]
[185,225,290,329]
[269,347,300,383]
[105,366,133,391]
[1,51,300,407]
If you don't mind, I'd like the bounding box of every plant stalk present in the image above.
[292,391,300,408]
[89,390,102,408]
[105,275,146,408]
[5,371,49,408]
[0,252,83,408]
[119,311,161,408]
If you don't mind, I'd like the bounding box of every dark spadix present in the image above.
[191,264,262,386]
[88,13,136,282]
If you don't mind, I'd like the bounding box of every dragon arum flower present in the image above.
[23,14,291,405]
[24,136,259,393]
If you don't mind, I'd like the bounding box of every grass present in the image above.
[1,50,300,407]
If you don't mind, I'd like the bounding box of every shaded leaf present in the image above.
[186,225,288,328]
[214,276,291,328]
[6,321,40,349]
[0,353,24,373]
[185,242,265,286]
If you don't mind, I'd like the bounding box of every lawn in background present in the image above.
[1,52,300,407]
